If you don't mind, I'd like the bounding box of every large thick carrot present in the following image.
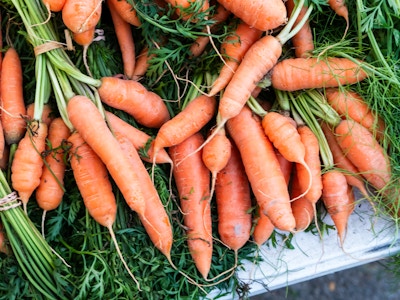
[334,119,391,191]
[107,0,141,27]
[215,140,252,251]
[226,105,295,232]
[62,0,103,34]
[11,121,48,213]
[0,47,27,145]
[169,132,213,280]
[67,95,146,216]
[325,88,385,141]
[98,77,170,128]
[270,57,368,91]
[68,132,141,289]
[208,21,263,96]
[216,0,287,31]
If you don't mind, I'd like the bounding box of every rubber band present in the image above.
[33,41,64,56]
[0,192,21,211]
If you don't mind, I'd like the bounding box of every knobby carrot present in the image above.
[11,121,48,213]
[169,132,213,280]
[216,0,287,31]
[62,0,103,34]
[322,170,355,246]
[0,47,27,145]
[107,0,141,27]
[226,106,295,232]
[334,119,391,191]
[208,20,263,96]
[97,76,170,128]
[67,95,146,216]
[270,57,368,91]
[68,131,141,290]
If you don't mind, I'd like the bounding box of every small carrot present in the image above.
[208,20,263,96]
[108,0,136,79]
[169,132,213,280]
[252,210,275,247]
[26,103,54,127]
[62,0,103,34]
[132,46,154,81]
[107,0,142,27]
[68,131,141,289]
[226,105,295,232]
[328,0,349,37]
[42,0,66,12]
[71,28,96,76]
[164,0,210,21]
[215,139,252,251]
[11,121,48,213]
[322,170,355,246]
[325,88,385,141]
[334,119,391,191]
[270,57,368,92]
[0,47,27,145]
[97,76,171,128]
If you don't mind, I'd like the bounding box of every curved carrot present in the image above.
[226,106,295,232]
[208,21,263,96]
[328,0,349,37]
[215,140,252,251]
[271,57,368,92]
[62,0,102,34]
[0,47,27,145]
[216,0,287,31]
[11,121,48,213]
[107,0,141,27]
[169,132,213,280]
[334,119,391,191]
[98,77,171,128]
[325,88,385,141]
[67,95,146,216]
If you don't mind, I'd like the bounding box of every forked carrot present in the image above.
[226,105,295,232]
[97,77,171,128]
[169,132,213,280]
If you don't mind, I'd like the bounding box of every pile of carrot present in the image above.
[0,0,399,298]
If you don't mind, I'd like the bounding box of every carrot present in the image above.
[11,121,48,213]
[152,94,216,162]
[169,132,213,280]
[164,0,210,21]
[252,211,275,247]
[104,111,172,164]
[189,4,231,58]
[62,0,103,34]
[36,118,71,215]
[275,149,293,186]
[66,95,146,216]
[215,139,252,251]
[0,47,27,145]
[26,103,54,127]
[131,46,154,81]
[270,57,368,92]
[322,170,355,246]
[216,0,287,31]
[226,105,295,232]
[71,28,96,76]
[286,0,314,58]
[42,0,66,12]
[321,121,371,200]
[68,131,141,289]
[97,76,171,128]
[334,119,391,191]
[208,21,263,96]
[108,0,136,79]
[328,0,349,37]
[325,88,385,141]
[107,0,141,27]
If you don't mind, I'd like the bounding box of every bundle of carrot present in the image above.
[0,0,399,298]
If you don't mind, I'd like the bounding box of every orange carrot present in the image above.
[26,103,54,127]
[286,0,314,58]
[252,211,275,247]
[108,0,136,79]
[72,28,96,76]
[11,121,48,213]
[97,77,171,128]
[169,132,213,279]
[270,57,368,92]
[208,21,263,96]
[328,0,349,37]
[107,0,141,27]
[275,149,293,186]
[62,0,103,34]
[322,170,355,246]
[42,0,66,12]
[325,88,385,141]
[334,119,391,191]
[0,47,27,145]
[164,0,210,21]
[131,46,154,81]
[36,118,71,213]
[67,95,146,216]
[216,0,287,31]
[68,131,141,289]
[215,140,252,251]
[105,111,172,164]
[226,105,295,232]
